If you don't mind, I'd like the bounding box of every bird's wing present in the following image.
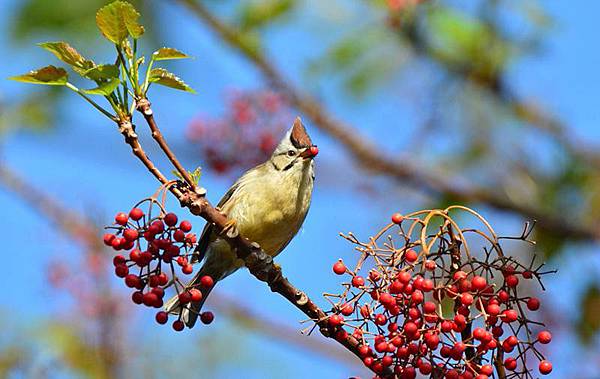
[190,181,242,264]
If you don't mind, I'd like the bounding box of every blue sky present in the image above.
[2,1,600,378]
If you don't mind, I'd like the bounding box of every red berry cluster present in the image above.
[326,207,554,378]
[186,89,290,174]
[104,200,215,331]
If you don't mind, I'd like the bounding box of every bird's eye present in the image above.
[287,150,296,157]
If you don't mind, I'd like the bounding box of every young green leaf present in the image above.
[9,65,68,85]
[82,78,121,95]
[38,42,86,67]
[148,68,195,93]
[152,47,191,61]
[82,64,120,81]
[96,1,144,44]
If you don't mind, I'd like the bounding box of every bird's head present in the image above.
[270,117,318,171]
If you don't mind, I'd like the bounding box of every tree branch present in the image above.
[0,161,362,370]
[175,0,600,242]
[124,99,380,375]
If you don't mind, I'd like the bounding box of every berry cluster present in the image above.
[104,199,215,331]
[186,89,290,174]
[326,207,554,378]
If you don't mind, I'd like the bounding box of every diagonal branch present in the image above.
[123,99,380,375]
[0,161,360,369]
[175,0,600,242]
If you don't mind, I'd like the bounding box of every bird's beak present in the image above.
[299,145,319,159]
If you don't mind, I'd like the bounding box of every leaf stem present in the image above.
[65,82,116,121]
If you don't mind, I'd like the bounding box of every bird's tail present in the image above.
[164,269,215,328]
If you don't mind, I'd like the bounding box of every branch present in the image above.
[0,162,359,369]
[176,0,600,242]
[125,99,380,375]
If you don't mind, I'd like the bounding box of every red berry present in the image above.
[173,229,185,242]
[115,264,128,278]
[397,271,411,283]
[172,320,185,331]
[329,314,344,327]
[487,303,501,316]
[332,260,346,275]
[124,274,140,288]
[480,364,493,375]
[505,274,519,287]
[182,264,193,274]
[131,291,143,304]
[453,271,467,281]
[461,292,473,306]
[111,237,124,250]
[164,212,178,227]
[200,311,214,324]
[179,220,192,232]
[527,297,540,311]
[471,276,487,291]
[189,288,203,302]
[352,276,365,288]
[129,208,144,221]
[537,330,552,344]
[404,321,418,335]
[473,327,486,340]
[504,358,517,370]
[425,260,436,271]
[405,249,418,262]
[115,212,128,225]
[523,270,533,279]
[423,301,436,314]
[157,272,169,285]
[155,311,168,324]
[539,360,552,374]
[143,292,158,307]
[374,314,387,325]
[113,255,126,266]
[341,303,354,316]
[103,233,116,246]
[151,287,164,298]
[200,275,214,288]
[502,309,518,323]
[178,292,192,304]
[123,228,139,242]
[391,213,403,224]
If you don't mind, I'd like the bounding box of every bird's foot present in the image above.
[220,218,239,238]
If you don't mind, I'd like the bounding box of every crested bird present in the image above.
[165,117,318,327]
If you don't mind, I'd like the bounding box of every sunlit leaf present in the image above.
[152,47,190,61]
[38,41,87,67]
[9,65,68,85]
[96,1,144,43]
[82,64,120,80]
[148,68,195,93]
[82,78,120,95]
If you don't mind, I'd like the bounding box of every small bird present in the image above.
[165,117,318,327]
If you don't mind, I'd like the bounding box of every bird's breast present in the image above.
[228,164,313,256]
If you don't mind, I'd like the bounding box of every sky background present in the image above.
[1,0,600,378]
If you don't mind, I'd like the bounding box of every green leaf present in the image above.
[96,1,144,44]
[9,65,68,85]
[148,68,195,93]
[82,78,120,95]
[82,64,120,80]
[38,41,86,67]
[152,47,190,61]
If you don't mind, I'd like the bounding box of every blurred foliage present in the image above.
[578,285,600,344]
[236,0,296,31]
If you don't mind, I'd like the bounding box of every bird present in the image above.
[165,117,318,328]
